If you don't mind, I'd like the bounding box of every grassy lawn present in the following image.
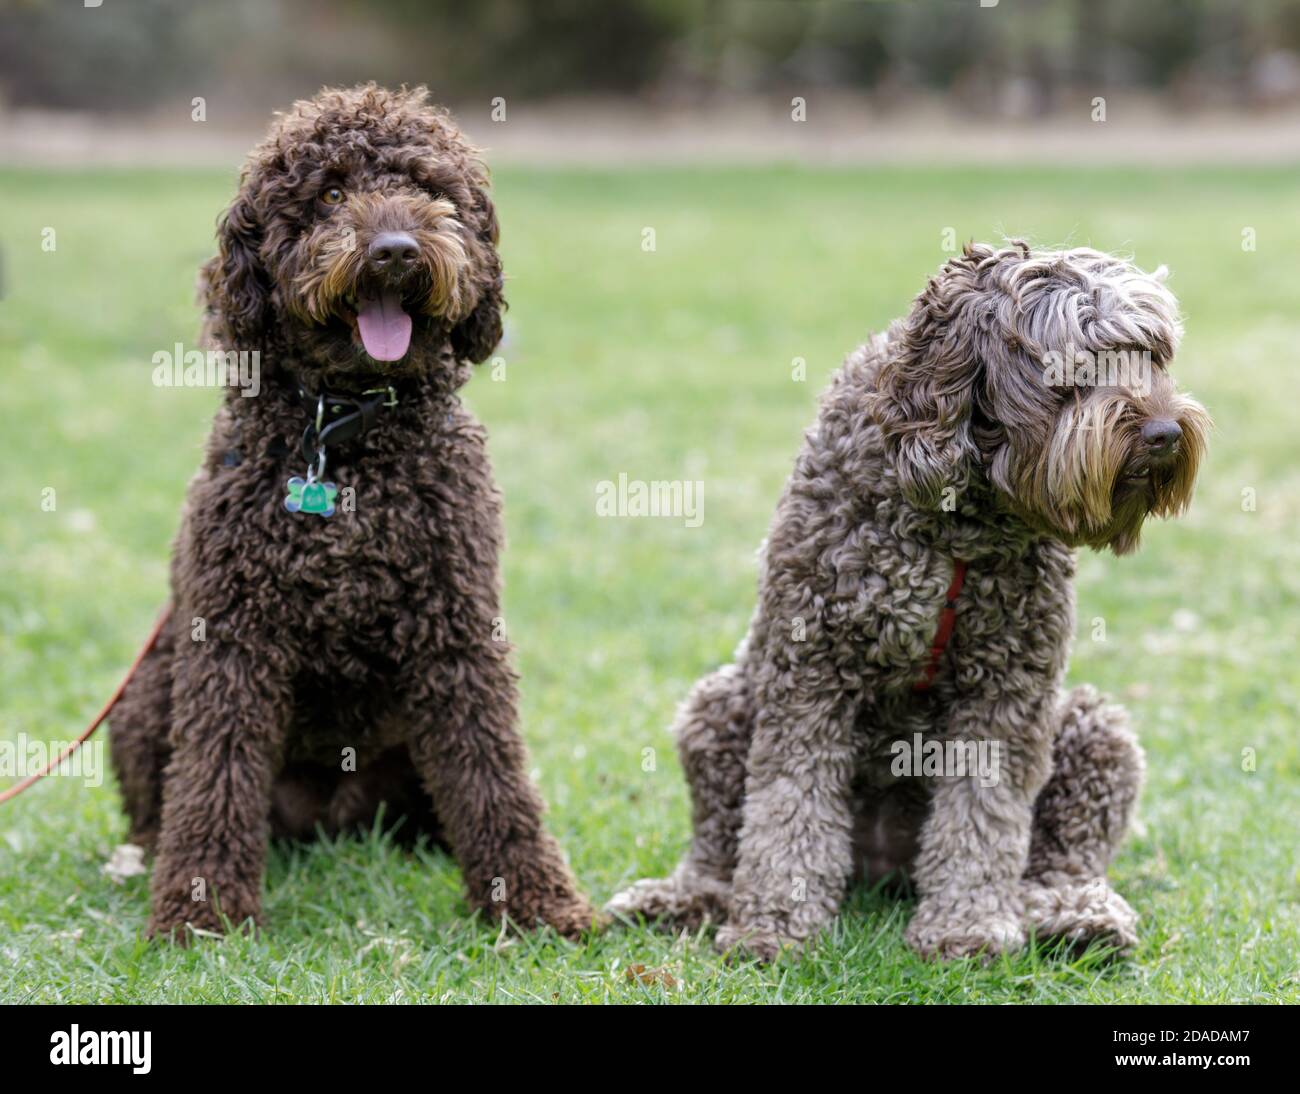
[1,163,1297,1004]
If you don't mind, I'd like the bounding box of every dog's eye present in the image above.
[320,187,345,207]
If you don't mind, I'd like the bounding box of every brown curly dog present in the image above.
[609,244,1211,961]
[109,84,596,940]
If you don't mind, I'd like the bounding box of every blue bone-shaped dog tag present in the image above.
[284,476,337,517]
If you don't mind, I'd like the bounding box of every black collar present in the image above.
[295,385,399,463]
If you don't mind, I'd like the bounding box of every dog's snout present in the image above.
[367,231,419,277]
[1141,418,1182,460]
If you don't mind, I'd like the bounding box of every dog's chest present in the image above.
[277,474,444,631]
[845,546,1057,700]
[190,452,452,653]
[845,551,965,694]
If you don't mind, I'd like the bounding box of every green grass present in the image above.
[1,164,1298,1003]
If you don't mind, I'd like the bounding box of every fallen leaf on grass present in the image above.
[103,843,146,884]
[624,963,677,989]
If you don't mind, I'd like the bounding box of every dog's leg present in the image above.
[148,640,293,940]
[1021,684,1144,952]
[606,664,751,927]
[714,652,860,960]
[903,691,1056,960]
[404,642,598,939]
[108,617,176,854]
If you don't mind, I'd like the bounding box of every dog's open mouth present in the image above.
[344,288,413,362]
[1117,452,1163,490]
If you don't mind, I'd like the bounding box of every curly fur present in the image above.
[609,243,1210,961]
[109,85,595,940]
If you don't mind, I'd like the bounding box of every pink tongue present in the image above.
[356,291,412,362]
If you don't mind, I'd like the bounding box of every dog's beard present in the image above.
[286,202,473,371]
[1009,392,1211,555]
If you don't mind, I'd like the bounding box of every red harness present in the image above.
[912,559,968,693]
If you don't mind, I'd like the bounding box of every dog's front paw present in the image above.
[1023,879,1138,953]
[714,922,799,962]
[547,896,607,939]
[502,894,605,940]
[147,864,259,943]
[147,913,198,945]
[147,898,246,944]
[905,893,1026,961]
[606,868,731,929]
[606,877,689,924]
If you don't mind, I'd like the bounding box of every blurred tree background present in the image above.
[3,0,1300,117]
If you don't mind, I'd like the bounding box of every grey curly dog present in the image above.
[609,242,1211,961]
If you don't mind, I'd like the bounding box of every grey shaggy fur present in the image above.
[609,243,1211,961]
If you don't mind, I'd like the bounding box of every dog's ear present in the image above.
[449,183,505,365]
[866,264,984,509]
[202,179,270,347]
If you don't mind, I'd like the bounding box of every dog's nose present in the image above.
[1141,418,1182,460]
[366,232,419,277]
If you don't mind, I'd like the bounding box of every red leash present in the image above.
[0,605,172,805]
[912,559,968,693]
